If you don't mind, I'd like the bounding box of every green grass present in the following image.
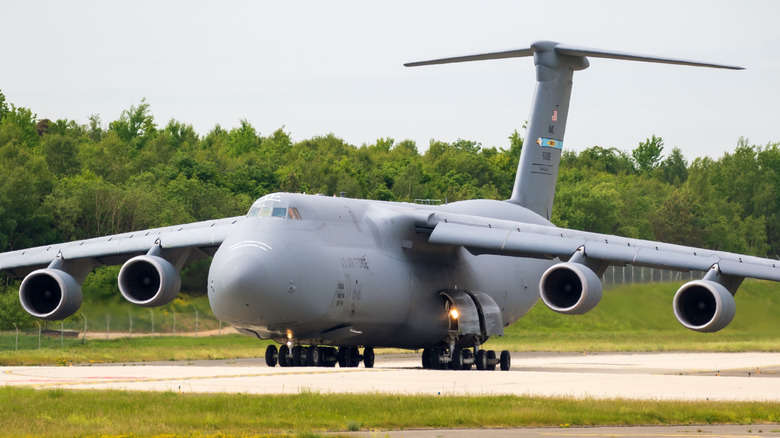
[1,387,778,437]
[485,279,780,352]
[0,333,271,366]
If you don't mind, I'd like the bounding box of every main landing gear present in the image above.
[265,344,375,368]
[422,347,511,371]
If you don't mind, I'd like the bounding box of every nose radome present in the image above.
[209,250,270,323]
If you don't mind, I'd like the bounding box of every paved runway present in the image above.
[2,351,780,401]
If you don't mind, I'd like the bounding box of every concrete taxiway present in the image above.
[2,351,780,401]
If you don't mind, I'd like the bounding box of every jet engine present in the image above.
[673,280,735,333]
[118,255,181,307]
[539,262,603,315]
[19,268,82,320]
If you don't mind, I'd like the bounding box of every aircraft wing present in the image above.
[426,217,780,282]
[0,216,247,278]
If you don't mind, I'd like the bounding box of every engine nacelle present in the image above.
[118,255,181,307]
[539,262,603,315]
[19,268,82,320]
[673,280,735,333]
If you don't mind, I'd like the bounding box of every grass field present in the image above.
[489,279,780,352]
[1,387,779,437]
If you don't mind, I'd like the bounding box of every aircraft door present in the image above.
[439,290,481,335]
[439,289,504,339]
[465,291,504,337]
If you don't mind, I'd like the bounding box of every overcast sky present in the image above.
[1,1,778,159]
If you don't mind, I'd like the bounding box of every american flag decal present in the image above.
[552,110,558,122]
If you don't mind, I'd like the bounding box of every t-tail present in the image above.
[405,41,742,220]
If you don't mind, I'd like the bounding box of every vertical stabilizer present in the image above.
[508,41,587,219]
[405,41,742,220]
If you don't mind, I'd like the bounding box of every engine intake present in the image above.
[19,268,82,320]
[539,262,603,315]
[118,255,181,307]
[673,280,735,332]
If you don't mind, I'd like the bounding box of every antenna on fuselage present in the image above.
[405,40,743,220]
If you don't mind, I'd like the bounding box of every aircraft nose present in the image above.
[208,247,273,324]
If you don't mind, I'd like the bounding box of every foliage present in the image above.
[0,94,779,276]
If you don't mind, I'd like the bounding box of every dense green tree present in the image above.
[657,147,688,184]
[633,135,664,174]
[108,99,156,149]
[0,90,10,121]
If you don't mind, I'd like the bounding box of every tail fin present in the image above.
[405,41,742,220]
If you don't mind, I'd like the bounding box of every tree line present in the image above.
[1,92,778,266]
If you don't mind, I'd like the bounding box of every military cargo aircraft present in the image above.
[2,41,777,371]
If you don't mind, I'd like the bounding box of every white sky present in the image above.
[1,0,778,159]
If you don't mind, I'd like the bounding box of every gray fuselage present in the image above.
[207,192,553,349]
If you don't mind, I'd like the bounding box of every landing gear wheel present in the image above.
[349,347,361,367]
[339,347,355,368]
[363,347,375,368]
[450,348,464,370]
[324,347,338,367]
[500,350,511,371]
[421,348,431,369]
[430,347,445,370]
[265,345,278,367]
[278,345,290,367]
[475,350,487,371]
[486,350,497,371]
[337,348,346,367]
[307,346,322,367]
[292,345,305,367]
[461,349,473,370]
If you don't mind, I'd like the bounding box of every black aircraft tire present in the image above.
[421,348,431,369]
[307,346,322,367]
[462,349,473,370]
[279,345,290,367]
[337,347,351,368]
[341,347,353,368]
[500,350,511,371]
[292,346,305,367]
[486,350,497,371]
[363,347,375,368]
[431,347,445,370]
[265,344,278,367]
[475,350,487,371]
[325,347,338,367]
[450,348,464,370]
[349,347,361,367]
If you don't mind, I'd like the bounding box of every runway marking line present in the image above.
[2,367,390,389]
[544,433,760,437]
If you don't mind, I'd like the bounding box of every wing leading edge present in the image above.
[0,216,247,278]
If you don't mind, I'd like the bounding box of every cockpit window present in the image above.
[247,196,302,220]
[248,206,273,217]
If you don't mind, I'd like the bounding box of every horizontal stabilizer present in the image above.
[405,41,744,70]
[554,43,744,70]
[404,48,533,67]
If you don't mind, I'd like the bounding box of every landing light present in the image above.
[449,308,459,320]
